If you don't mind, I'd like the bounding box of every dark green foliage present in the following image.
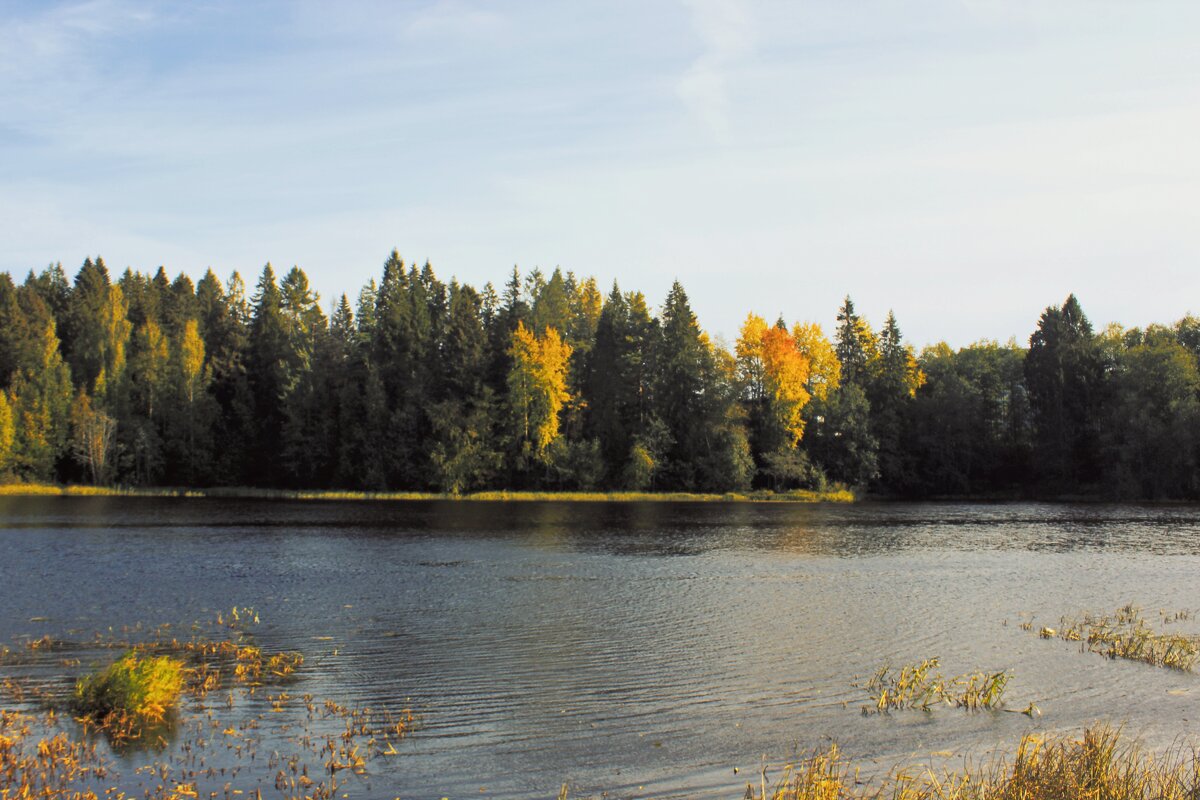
[1100,335,1200,499]
[247,264,290,485]
[654,282,751,491]
[906,341,1032,495]
[1025,294,1104,490]
[805,384,879,489]
[867,311,921,492]
[585,285,663,487]
[834,295,876,387]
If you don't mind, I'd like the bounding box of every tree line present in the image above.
[1,252,1198,499]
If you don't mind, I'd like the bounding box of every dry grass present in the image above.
[753,726,1200,800]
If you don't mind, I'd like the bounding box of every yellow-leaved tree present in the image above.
[0,391,14,474]
[791,322,841,401]
[736,314,812,457]
[507,322,572,466]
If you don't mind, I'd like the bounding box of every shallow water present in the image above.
[2,498,1200,798]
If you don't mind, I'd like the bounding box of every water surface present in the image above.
[2,498,1199,798]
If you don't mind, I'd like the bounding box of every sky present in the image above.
[2,0,1200,348]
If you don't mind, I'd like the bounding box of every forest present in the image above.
[0,251,1198,500]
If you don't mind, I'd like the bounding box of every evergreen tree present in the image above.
[276,266,329,486]
[6,311,73,481]
[655,282,707,488]
[804,383,878,489]
[866,311,923,492]
[1025,294,1104,490]
[0,274,27,386]
[247,264,290,484]
[906,340,1031,496]
[655,281,751,490]
[429,286,502,494]
[834,296,878,386]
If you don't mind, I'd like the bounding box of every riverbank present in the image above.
[0,482,855,503]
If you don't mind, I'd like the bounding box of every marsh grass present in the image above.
[860,659,1010,713]
[1034,605,1200,671]
[0,482,855,503]
[752,726,1200,800]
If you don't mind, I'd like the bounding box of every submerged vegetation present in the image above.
[858,659,1012,714]
[3,254,1200,500]
[1029,605,1200,671]
[751,726,1200,800]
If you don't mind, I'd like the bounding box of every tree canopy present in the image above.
[0,258,1196,500]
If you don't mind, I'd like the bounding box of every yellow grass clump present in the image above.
[753,727,1200,800]
[71,652,184,744]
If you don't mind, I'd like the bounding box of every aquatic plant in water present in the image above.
[859,658,1011,714]
[1032,605,1200,671]
[1,613,417,797]
[71,651,183,742]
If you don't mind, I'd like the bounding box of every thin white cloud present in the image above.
[676,0,754,141]
[0,0,154,76]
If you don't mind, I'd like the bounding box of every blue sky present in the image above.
[3,1,1199,346]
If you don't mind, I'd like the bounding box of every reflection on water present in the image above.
[2,498,1200,798]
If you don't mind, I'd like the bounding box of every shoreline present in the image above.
[0,483,856,504]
